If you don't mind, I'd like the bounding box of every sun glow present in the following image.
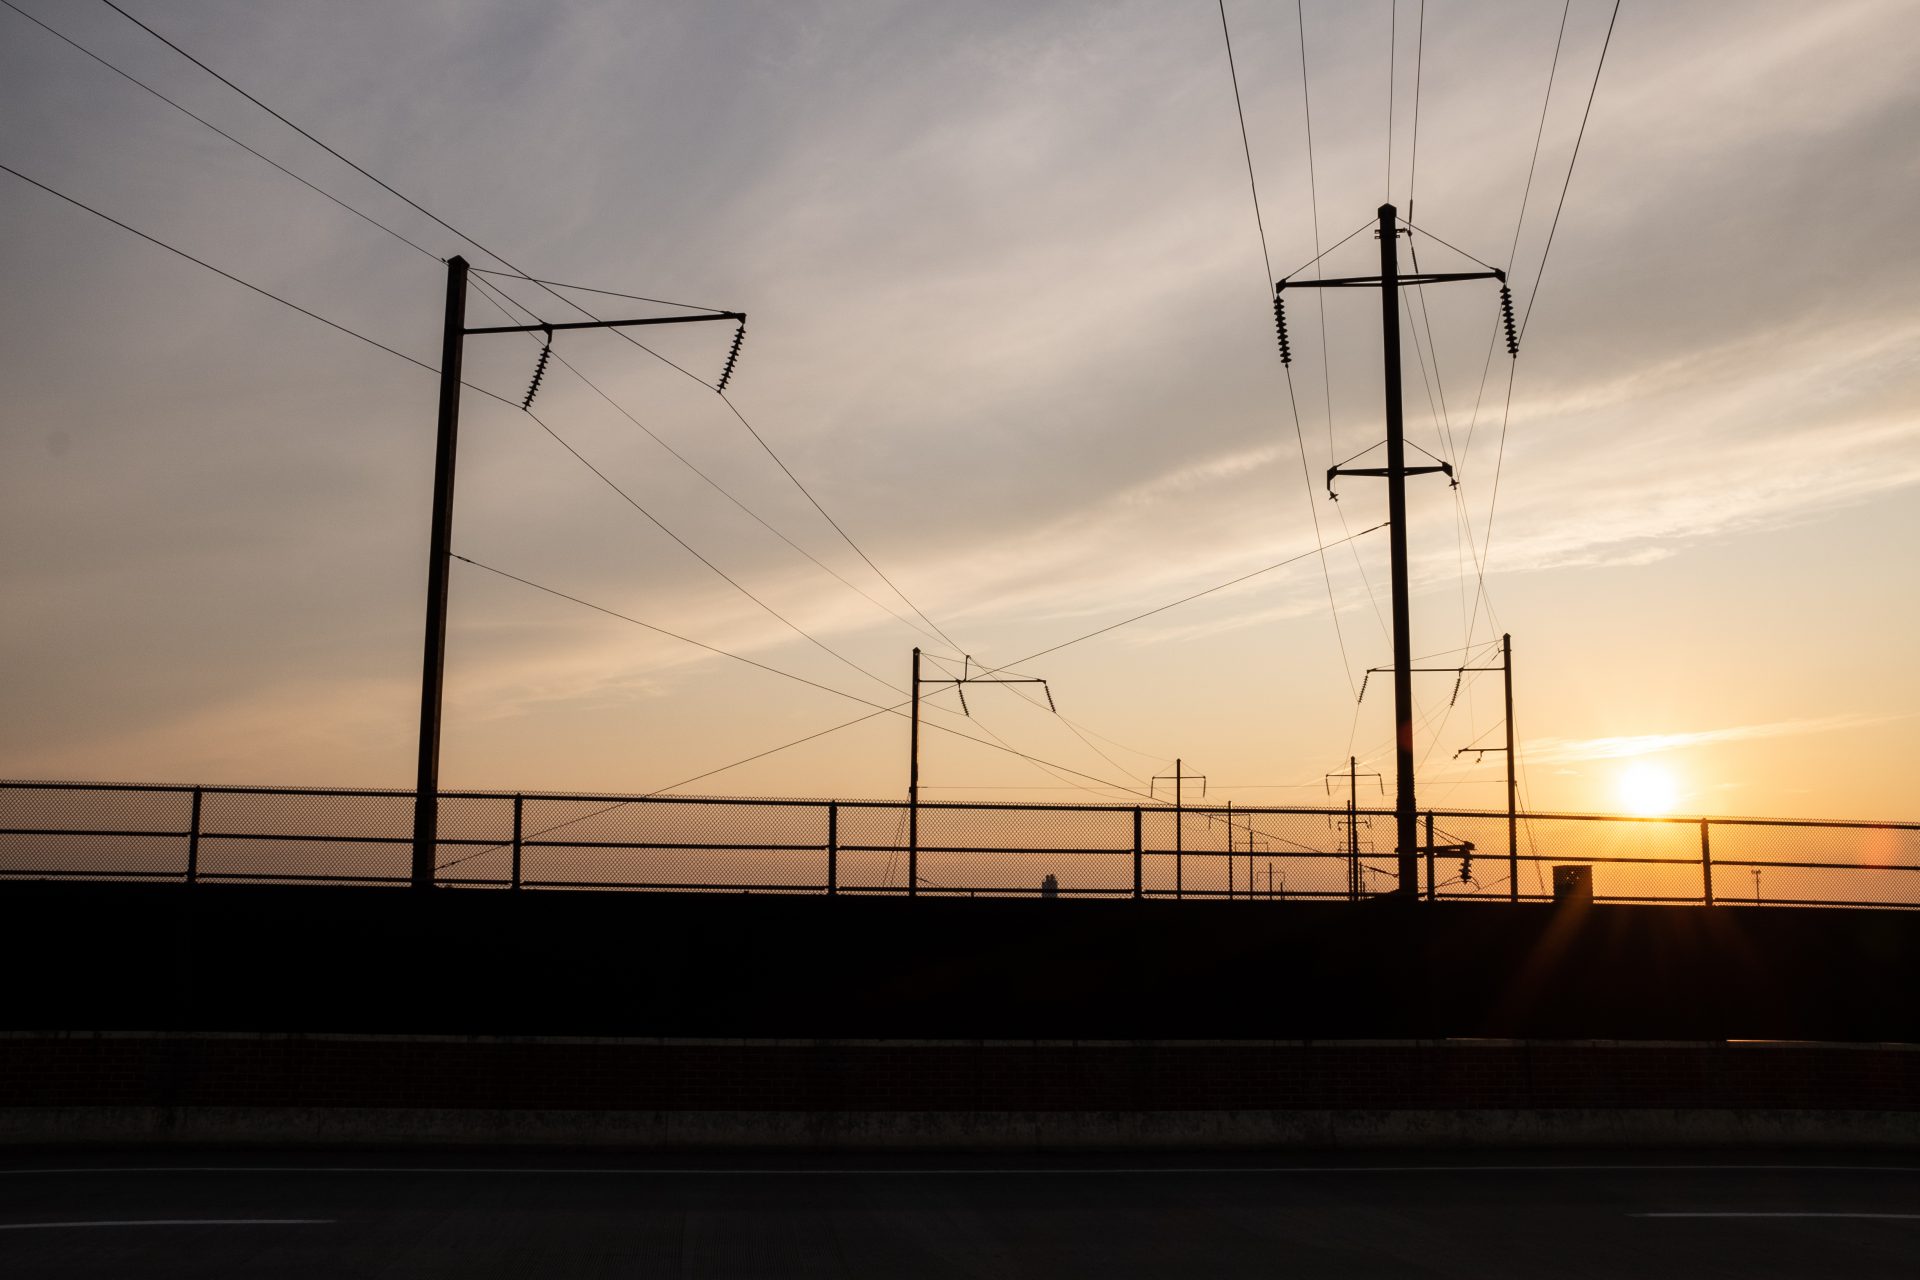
[1618,761,1679,816]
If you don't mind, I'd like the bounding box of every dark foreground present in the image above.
[0,1149,1914,1278]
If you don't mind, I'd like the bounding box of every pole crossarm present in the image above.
[1277,270,1503,289]
[463,312,743,335]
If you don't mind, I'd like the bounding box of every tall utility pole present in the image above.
[1281,204,1510,895]
[909,648,1052,897]
[411,256,743,887]
[1152,760,1206,898]
[1452,633,1519,901]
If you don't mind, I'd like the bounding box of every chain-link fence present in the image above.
[1,781,1915,908]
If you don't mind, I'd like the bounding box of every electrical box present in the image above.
[1553,864,1593,905]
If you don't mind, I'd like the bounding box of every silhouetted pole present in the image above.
[1225,798,1233,901]
[1503,632,1518,903]
[1287,203,1506,897]
[1376,204,1420,896]
[1349,754,1360,900]
[1176,758,1183,897]
[1153,760,1204,899]
[411,254,469,889]
[909,645,920,897]
[407,262,743,889]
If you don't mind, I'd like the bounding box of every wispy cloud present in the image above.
[1523,714,1904,765]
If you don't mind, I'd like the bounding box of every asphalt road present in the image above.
[0,1149,1915,1278]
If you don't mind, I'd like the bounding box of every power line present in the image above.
[0,171,908,715]
[1517,0,1620,342]
[715,391,966,657]
[1217,0,1362,694]
[1001,520,1387,670]
[1467,0,1620,645]
[1292,9,1392,646]
[541,339,954,650]
[468,267,728,315]
[449,554,1157,801]
[1385,0,1397,202]
[510,403,904,699]
[450,553,890,709]
[1,0,439,261]
[95,0,519,272]
[0,159,459,386]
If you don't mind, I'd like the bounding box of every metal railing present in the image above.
[2,780,1916,908]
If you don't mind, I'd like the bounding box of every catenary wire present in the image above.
[1217,0,1361,695]
[511,402,906,699]
[98,0,964,657]
[465,269,921,698]
[468,267,727,315]
[1291,7,1393,644]
[1001,521,1386,671]
[448,556,1156,800]
[1,0,439,261]
[0,160,467,388]
[1467,1,1619,646]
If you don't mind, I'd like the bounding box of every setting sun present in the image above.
[1618,761,1680,816]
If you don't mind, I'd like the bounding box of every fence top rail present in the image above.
[3,780,1914,832]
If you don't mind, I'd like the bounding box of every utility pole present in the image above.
[1453,633,1519,901]
[410,256,743,887]
[1327,757,1382,901]
[910,650,1053,897]
[1280,204,1511,895]
[1152,760,1206,898]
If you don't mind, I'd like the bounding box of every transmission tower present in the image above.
[1277,204,1514,895]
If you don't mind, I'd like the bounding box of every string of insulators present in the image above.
[1356,670,1370,704]
[1273,288,1293,365]
[1499,284,1519,358]
[1449,671,1464,707]
[715,319,746,392]
[520,334,552,410]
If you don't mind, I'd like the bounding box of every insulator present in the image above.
[1460,854,1474,884]
[1273,292,1293,366]
[520,339,552,410]
[1449,671,1463,707]
[1356,670,1370,704]
[715,320,747,392]
[1499,284,1519,358]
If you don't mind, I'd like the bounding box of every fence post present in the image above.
[1132,806,1143,899]
[185,786,202,885]
[511,793,523,891]
[1424,810,1435,901]
[1700,818,1713,906]
[827,801,838,896]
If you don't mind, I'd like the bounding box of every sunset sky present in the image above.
[3,0,1916,821]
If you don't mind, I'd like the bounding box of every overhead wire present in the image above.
[97,0,966,668]
[1,0,439,262]
[1293,6,1392,644]
[1466,0,1619,647]
[1217,0,1363,694]
[0,160,468,391]
[3,160,912,715]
